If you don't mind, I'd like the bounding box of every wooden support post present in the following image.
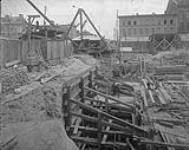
[98,112,102,150]
[85,87,134,109]
[105,98,109,112]
[70,98,148,136]
[126,138,136,150]
[62,87,68,120]
[67,86,71,136]
[80,77,85,103]
[102,119,112,144]
[89,71,93,89]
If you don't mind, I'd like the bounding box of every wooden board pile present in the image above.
[141,76,189,108]
[0,69,29,95]
[155,65,188,75]
[142,76,189,149]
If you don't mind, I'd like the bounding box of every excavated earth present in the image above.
[0,55,97,150]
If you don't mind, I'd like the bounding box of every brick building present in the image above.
[118,0,189,52]
[119,13,177,41]
[166,0,189,33]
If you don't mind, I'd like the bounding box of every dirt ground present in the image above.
[0,56,97,149]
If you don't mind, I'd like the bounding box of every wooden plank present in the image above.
[0,40,4,68]
[141,87,148,107]
[70,98,148,136]
[70,125,127,136]
[71,136,128,148]
[150,117,185,125]
[141,140,189,149]
[126,138,136,150]
[73,109,82,135]
[70,111,98,123]
[102,119,112,144]
[148,90,156,104]
[157,90,167,105]
[84,87,134,109]
[5,60,21,68]
[101,141,127,147]
[71,136,98,145]
[97,112,102,150]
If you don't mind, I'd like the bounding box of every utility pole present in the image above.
[0,0,2,35]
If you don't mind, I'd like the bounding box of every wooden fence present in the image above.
[0,38,21,68]
[0,38,72,69]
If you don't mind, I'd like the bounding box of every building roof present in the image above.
[120,37,150,42]
[166,0,189,14]
[72,34,100,41]
[118,13,176,18]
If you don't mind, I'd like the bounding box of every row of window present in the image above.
[120,27,176,37]
[121,19,175,26]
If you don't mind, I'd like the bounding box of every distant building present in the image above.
[57,24,78,39]
[166,0,189,33]
[118,0,189,52]
[119,13,177,41]
[1,14,27,38]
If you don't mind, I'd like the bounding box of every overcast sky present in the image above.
[2,0,169,39]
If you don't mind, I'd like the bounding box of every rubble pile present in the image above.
[0,69,29,95]
[1,56,95,128]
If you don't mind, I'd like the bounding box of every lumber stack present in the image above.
[155,65,188,75]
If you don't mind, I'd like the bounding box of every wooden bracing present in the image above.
[62,68,189,150]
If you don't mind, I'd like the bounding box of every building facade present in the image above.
[119,14,177,41]
[1,14,26,38]
[166,0,189,33]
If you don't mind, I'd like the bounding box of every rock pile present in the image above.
[0,69,29,95]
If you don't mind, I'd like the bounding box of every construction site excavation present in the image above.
[1,0,189,150]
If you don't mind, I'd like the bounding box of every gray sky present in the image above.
[2,0,169,39]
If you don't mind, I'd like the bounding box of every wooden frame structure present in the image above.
[61,68,189,150]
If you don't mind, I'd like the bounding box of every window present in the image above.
[170,27,175,33]
[124,29,127,38]
[128,28,132,36]
[133,28,137,35]
[128,21,131,26]
[133,21,137,25]
[164,19,167,25]
[122,21,125,26]
[164,27,168,33]
[170,19,173,25]
[145,28,149,35]
[121,29,125,37]
[158,20,161,25]
[157,27,161,33]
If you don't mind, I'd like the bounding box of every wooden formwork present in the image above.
[61,70,149,150]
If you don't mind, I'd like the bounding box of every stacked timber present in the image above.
[155,65,188,75]
[181,86,189,100]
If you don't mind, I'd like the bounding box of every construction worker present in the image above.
[112,82,120,98]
